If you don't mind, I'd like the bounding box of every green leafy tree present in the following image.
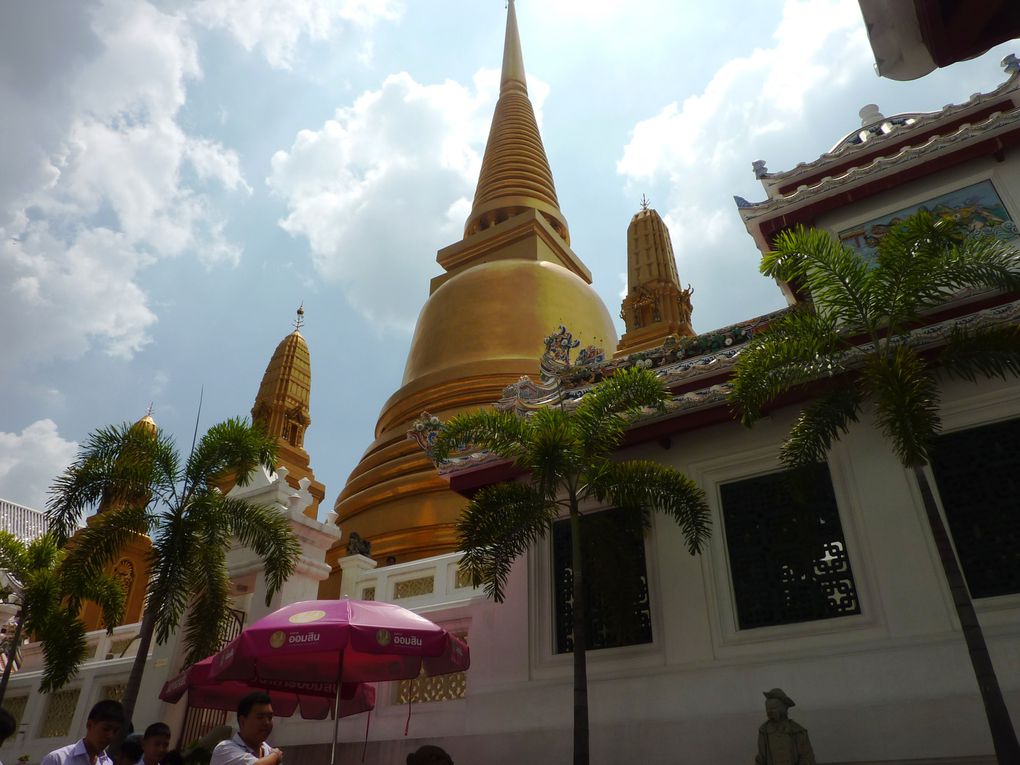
[432,367,711,765]
[730,211,1020,763]
[0,531,125,700]
[47,417,302,725]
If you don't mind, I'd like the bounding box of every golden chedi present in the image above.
[250,305,326,519]
[80,409,157,632]
[616,200,695,356]
[323,0,617,591]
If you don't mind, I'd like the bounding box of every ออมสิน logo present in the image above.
[269,630,286,649]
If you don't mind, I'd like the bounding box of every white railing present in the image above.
[16,622,144,673]
[338,550,484,609]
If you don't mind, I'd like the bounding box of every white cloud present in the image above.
[0,0,250,372]
[189,0,403,70]
[0,420,78,511]
[616,0,872,331]
[269,69,548,331]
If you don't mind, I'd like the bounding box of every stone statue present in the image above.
[755,688,816,765]
[345,531,372,558]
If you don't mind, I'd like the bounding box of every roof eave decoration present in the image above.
[417,298,1020,480]
[750,56,1020,198]
[736,105,1020,220]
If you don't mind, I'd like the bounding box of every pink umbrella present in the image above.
[159,656,376,720]
[210,599,469,764]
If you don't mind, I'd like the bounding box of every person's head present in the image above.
[406,745,453,765]
[142,723,172,764]
[161,750,183,765]
[236,692,273,747]
[85,700,126,753]
[111,736,143,765]
[0,707,17,748]
[765,698,788,722]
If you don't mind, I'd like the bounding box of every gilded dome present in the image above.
[401,259,617,388]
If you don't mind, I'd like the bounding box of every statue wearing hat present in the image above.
[755,688,816,765]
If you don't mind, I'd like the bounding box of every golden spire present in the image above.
[253,307,312,450]
[251,307,325,519]
[464,0,569,243]
[615,204,695,357]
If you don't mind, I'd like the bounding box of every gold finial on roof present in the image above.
[640,194,650,212]
[293,303,305,331]
[145,402,154,417]
[501,0,526,94]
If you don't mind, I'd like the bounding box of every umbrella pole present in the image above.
[330,652,345,765]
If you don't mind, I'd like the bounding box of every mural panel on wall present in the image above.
[839,180,1020,262]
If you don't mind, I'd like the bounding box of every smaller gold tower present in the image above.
[616,199,695,356]
[80,409,157,631]
[251,306,325,518]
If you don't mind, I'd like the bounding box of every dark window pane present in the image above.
[930,417,1020,598]
[720,463,862,629]
[552,508,652,654]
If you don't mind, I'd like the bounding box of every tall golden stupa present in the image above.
[251,305,326,519]
[323,0,618,591]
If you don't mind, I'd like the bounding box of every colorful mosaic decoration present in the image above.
[839,180,1019,263]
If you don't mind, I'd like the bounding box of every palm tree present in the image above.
[47,417,302,725]
[0,531,125,701]
[431,366,711,765]
[730,211,1020,763]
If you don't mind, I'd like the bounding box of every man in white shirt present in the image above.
[0,706,17,765]
[210,693,282,765]
[137,723,171,765]
[41,701,124,765]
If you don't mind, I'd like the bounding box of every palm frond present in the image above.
[47,423,174,544]
[149,511,196,646]
[590,461,711,555]
[0,531,29,576]
[862,345,940,468]
[729,307,843,423]
[221,496,301,605]
[522,407,582,499]
[60,504,150,584]
[780,387,863,469]
[456,482,554,603]
[940,323,1020,382]
[763,226,875,329]
[572,367,669,461]
[431,409,530,464]
[36,608,89,693]
[64,571,126,633]
[185,418,277,494]
[181,544,232,666]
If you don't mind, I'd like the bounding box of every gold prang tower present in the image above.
[616,200,694,356]
[251,306,326,518]
[325,0,618,590]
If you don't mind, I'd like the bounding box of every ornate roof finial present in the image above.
[640,194,650,212]
[1003,53,1020,75]
[501,0,527,94]
[145,402,154,418]
[293,303,305,331]
[752,159,769,179]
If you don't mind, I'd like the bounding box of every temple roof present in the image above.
[743,58,1020,205]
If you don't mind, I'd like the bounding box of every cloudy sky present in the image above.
[0,0,1015,516]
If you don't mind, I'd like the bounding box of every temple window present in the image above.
[552,507,652,654]
[929,416,1020,598]
[720,463,862,630]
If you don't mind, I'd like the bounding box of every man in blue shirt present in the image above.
[41,700,124,765]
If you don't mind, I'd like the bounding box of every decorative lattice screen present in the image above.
[40,688,81,739]
[720,463,861,630]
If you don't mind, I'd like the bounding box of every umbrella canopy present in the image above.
[159,656,375,720]
[210,599,470,685]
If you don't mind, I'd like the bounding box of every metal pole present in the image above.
[0,611,24,706]
[329,652,345,765]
